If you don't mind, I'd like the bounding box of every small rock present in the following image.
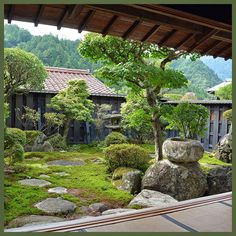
[89,203,108,213]
[48,187,68,194]
[39,174,51,178]
[18,179,51,187]
[128,189,178,208]
[7,215,66,229]
[102,208,137,215]
[206,166,232,195]
[47,160,85,166]
[35,198,77,214]
[54,172,69,177]
[215,133,232,163]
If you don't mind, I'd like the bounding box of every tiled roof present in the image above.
[165,100,232,105]
[31,67,125,97]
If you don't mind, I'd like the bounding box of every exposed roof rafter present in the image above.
[158,29,177,46]
[7,5,15,24]
[34,5,45,27]
[122,20,141,39]
[141,24,160,42]
[102,15,119,36]
[78,10,95,33]
[213,43,231,58]
[57,6,70,30]
[175,33,195,50]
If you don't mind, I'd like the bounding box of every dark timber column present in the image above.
[15,94,23,129]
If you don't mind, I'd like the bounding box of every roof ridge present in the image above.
[46,66,90,74]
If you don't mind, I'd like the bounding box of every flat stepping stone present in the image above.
[35,198,77,214]
[7,215,66,228]
[102,208,137,215]
[47,160,85,166]
[48,187,68,194]
[18,179,51,187]
[54,172,70,176]
[39,174,51,178]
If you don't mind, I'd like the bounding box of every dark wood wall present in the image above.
[166,103,232,151]
[7,92,125,144]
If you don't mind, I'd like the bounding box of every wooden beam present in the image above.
[175,33,195,50]
[67,5,84,20]
[102,15,118,36]
[89,4,210,34]
[188,29,219,52]
[122,20,141,40]
[158,29,177,46]
[202,40,222,55]
[78,10,95,33]
[35,5,45,27]
[141,24,160,42]
[57,6,70,30]
[213,44,231,58]
[7,5,15,24]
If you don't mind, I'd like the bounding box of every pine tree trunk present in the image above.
[63,120,71,143]
[146,88,163,161]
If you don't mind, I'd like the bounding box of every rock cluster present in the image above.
[142,138,207,201]
[214,133,232,163]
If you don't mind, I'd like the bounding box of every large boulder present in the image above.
[163,138,204,163]
[32,133,53,152]
[214,133,232,163]
[206,166,232,195]
[119,170,142,194]
[128,189,178,208]
[89,203,108,213]
[142,160,207,201]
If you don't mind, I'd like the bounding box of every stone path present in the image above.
[47,160,85,166]
[35,198,77,214]
[18,179,51,187]
[39,174,51,178]
[53,172,70,176]
[48,187,68,194]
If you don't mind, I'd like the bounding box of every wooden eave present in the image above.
[4,4,232,59]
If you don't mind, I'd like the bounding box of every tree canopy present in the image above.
[79,33,191,160]
[48,79,95,141]
[215,83,232,100]
[4,48,47,98]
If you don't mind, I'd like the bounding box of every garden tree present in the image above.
[48,79,95,142]
[215,83,232,100]
[165,103,209,139]
[94,104,112,140]
[15,106,40,130]
[4,48,47,99]
[79,33,195,160]
[120,92,153,143]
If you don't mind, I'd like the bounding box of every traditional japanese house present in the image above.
[7,67,125,144]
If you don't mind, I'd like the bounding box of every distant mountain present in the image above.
[4,24,101,72]
[200,56,232,80]
[169,58,222,99]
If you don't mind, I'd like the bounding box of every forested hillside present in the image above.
[4,24,224,99]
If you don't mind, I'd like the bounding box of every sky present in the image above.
[4,19,87,41]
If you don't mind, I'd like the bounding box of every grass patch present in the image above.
[199,152,231,166]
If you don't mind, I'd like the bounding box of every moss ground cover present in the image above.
[4,144,231,226]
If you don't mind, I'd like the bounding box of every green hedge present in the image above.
[4,128,26,149]
[104,144,150,172]
[47,133,67,150]
[104,132,127,147]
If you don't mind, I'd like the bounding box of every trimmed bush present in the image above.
[12,143,24,163]
[4,128,26,149]
[24,130,42,146]
[47,133,67,150]
[104,132,127,147]
[104,144,150,172]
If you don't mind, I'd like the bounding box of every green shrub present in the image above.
[12,143,24,163]
[104,132,127,147]
[4,128,26,149]
[104,144,150,172]
[24,130,42,146]
[223,109,232,122]
[47,133,67,150]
